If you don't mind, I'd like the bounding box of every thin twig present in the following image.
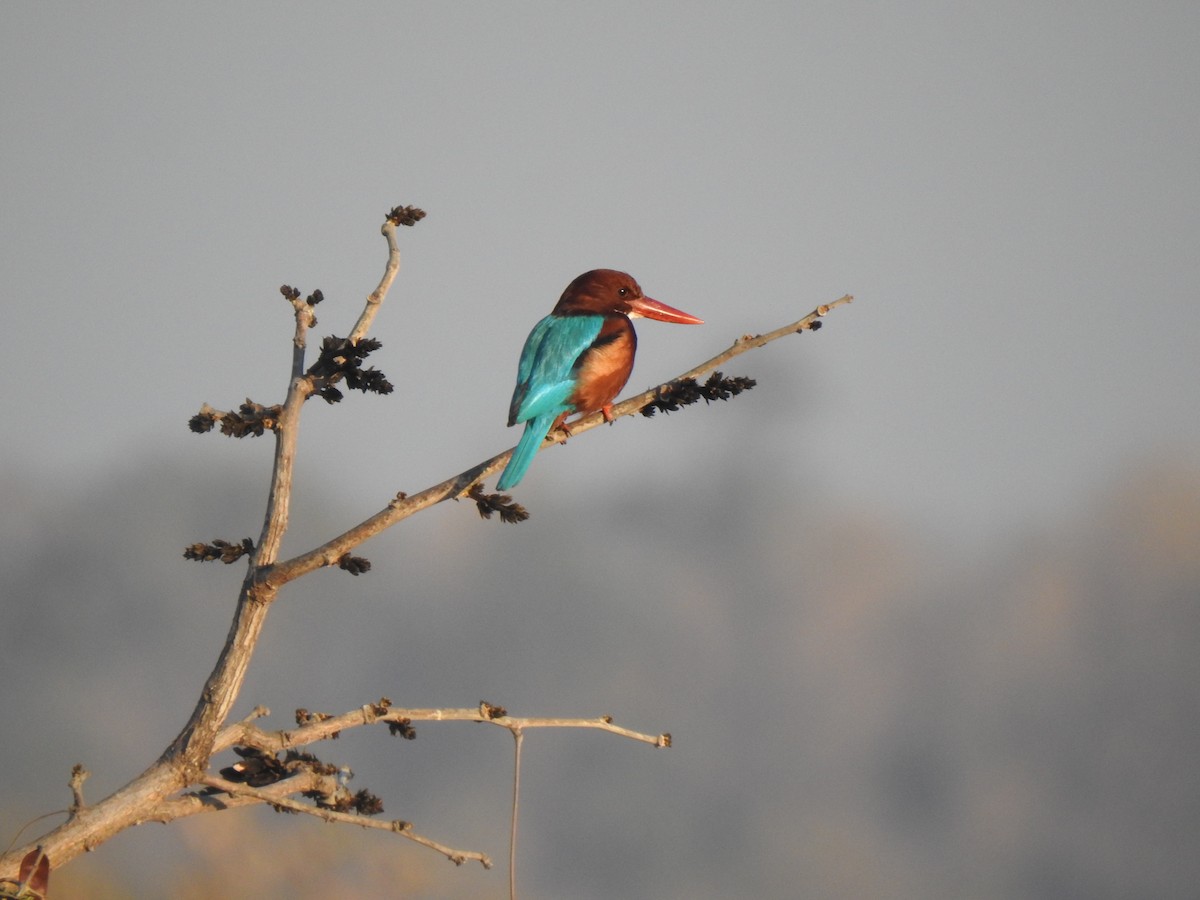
[68,765,89,816]
[485,714,672,748]
[198,775,492,869]
[215,703,671,754]
[349,219,402,344]
[269,295,854,586]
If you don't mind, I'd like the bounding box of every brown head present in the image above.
[551,269,704,324]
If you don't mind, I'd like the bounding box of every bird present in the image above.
[497,269,703,490]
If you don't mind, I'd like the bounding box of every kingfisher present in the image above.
[497,269,703,490]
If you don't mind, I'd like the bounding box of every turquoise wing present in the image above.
[507,314,604,425]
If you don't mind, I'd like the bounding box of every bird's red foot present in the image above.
[601,404,615,423]
[552,412,571,444]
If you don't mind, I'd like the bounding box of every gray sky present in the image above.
[4,3,1197,548]
[3,4,1199,897]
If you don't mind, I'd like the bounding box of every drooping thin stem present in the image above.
[510,727,523,900]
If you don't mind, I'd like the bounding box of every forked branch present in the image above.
[0,202,852,889]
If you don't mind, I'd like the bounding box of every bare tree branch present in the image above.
[0,198,851,889]
[0,211,421,878]
[211,700,670,755]
[267,295,854,587]
[165,288,317,766]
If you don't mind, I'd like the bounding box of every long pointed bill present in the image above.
[627,296,704,325]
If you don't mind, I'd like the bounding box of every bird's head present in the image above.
[552,269,704,324]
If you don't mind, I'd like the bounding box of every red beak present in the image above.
[627,296,704,325]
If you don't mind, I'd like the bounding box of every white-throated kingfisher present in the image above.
[497,269,703,490]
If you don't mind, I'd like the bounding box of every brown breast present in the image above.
[569,317,637,416]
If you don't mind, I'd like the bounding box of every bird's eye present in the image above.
[617,287,629,297]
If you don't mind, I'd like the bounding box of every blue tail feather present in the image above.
[497,412,558,490]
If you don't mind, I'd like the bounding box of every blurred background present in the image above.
[3,3,1198,898]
